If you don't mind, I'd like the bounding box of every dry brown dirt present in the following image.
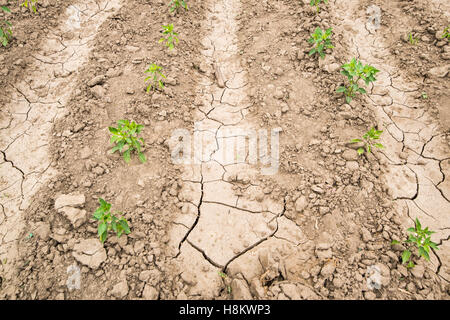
[0,0,449,300]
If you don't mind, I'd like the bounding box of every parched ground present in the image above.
[0,0,449,300]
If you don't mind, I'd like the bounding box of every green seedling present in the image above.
[351,127,384,155]
[109,120,147,164]
[336,58,380,104]
[145,63,166,92]
[391,218,439,269]
[308,27,334,59]
[159,24,179,50]
[21,0,38,13]
[442,26,450,40]
[408,33,418,45]
[0,6,12,47]
[93,198,131,244]
[169,0,188,13]
[421,92,428,99]
[310,0,328,13]
[218,271,231,294]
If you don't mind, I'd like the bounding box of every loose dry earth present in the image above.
[0,0,449,300]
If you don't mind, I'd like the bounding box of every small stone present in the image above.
[342,149,359,161]
[54,193,85,210]
[361,227,373,242]
[249,278,265,298]
[231,279,252,299]
[410,265,425,279]
[72,239,107,269]
[142,284,158,300]
[346,161,359,171]
[295,196,308,213]
[34,222,51,241]
[111,280,128,298]
[273,87,284,99]
[87,75,106,87]
[320,261,336,277]
[58,207,87,228]
[125,45,140,52]
[364,291,376,300]
[311,185,324,194]
[406,282,416,293]
[80,146,92,159]
[427,65,449,78]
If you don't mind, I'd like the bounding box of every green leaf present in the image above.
[123,149,131,163]
[111,145,121,154]
[391,240,401,245]
[98,222,107,238]
[418,247,430,261]
[336,86,346,93]
[357,148,365,155]
[429,242,439,250]
[401,250,411,264]
[351,138,362,143]
[415,218,422,231]
[99,230,107,243]
[93,210,103,220]
[138,152,147,164]
[108,127,119,134]
[119,219,131,234]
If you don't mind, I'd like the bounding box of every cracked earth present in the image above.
[0,0,449,300]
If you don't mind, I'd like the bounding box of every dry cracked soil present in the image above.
[0,0,449,300]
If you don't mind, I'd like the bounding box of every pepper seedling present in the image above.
[336,58,379,104]
[93,198,131,244]
[310,0,328,13]
[21,0,38,13]
[308,27,334,59]
[442,26,449,40]
[159,24,179,50]
[145,63,166,92]
[391,218,439,268]
[0,6,12,47]
[169,0,188,13]
[109,120,147,164]
[350,127,384,155]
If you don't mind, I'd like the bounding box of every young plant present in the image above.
[350,127,384,155]
[109,120,147,164]
[169,0,188,13]
[308,27,334,59]
[336,58,380,103]
[310,0,328,13]
[159,24,179,50]
[408,33,418,45]
[145,63,166,92]
[421,92,428,99]
[218,271,231,294]
[0,6,12,47]
[93,198,131,244]
[391,218,439,269]
[442,26,450,40]
[21,0,38,13]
